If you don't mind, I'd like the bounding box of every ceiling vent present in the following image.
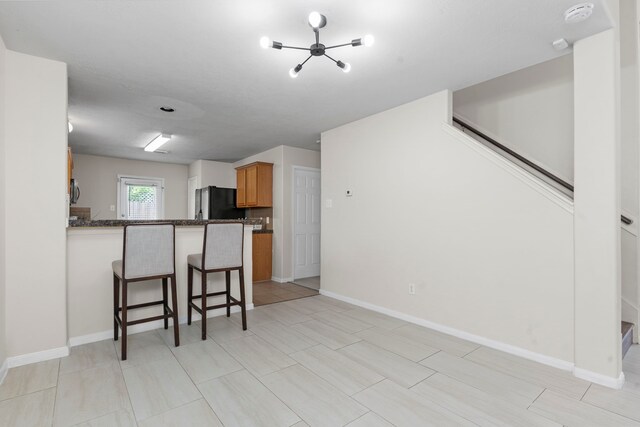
[564,3,594,23]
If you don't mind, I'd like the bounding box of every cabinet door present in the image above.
[256,163,273,207]
[245,165,258,207]
[236,169,247,207]
[253,233,273,282]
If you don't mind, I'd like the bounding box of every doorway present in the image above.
[292,167,321,290]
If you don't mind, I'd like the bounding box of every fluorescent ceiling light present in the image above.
[144,133,172,152]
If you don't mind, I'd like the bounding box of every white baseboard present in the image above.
[574,368,625,389]
[69,303,254,347]
[271,276,293,283]
[320,290,626,389]
[0,359,8,385]
[7,346,70,369]
[320,290,574,372]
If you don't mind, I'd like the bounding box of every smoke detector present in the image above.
[564,3,594,23]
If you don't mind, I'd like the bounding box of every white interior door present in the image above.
[294,168,321,279]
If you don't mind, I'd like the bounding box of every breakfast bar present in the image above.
[66,219,257,344]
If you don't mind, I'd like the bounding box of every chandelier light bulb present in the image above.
[289,67,299,78]
[342,62,351,73]
[363,34,375,47]
[260,36,271,49]
[308,11,322,28]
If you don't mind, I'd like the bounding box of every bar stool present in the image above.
[112,223,179,360]
[187,222,246,340]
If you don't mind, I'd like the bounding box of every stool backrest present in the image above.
[123,223,175,279]
[202,222,244,270]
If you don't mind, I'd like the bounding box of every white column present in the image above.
[5,50,69,362]
[636,0,640,337]
[573,26,623,386]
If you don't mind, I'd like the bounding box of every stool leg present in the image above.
[113,274,119,341]
[171,274,180,347]
[187,265,193,325]
[201,271,207,340]
[239,267,247,331]
[121,280,128,361]
[225,270,231,318]
[162,277,169,330]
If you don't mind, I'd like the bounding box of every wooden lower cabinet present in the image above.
[252,233,273,282]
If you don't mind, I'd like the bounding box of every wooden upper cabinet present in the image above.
[235,162,273,207]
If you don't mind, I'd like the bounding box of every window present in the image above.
[117,175,164,220]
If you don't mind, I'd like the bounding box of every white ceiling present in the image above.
[0,0,612,164]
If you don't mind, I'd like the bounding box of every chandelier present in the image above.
[260,12,374,78]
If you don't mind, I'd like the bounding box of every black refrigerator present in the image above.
[195,187,245,219]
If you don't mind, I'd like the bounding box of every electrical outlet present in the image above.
[409,283,416,295]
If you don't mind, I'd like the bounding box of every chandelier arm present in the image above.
[323,53,339,64]
[325,42,352,50]
[314,28,320,46]
[300,55,313,66]
[281,45,311,51]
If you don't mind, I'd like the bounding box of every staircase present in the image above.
[452,116,638,362]
[623,321,634,358]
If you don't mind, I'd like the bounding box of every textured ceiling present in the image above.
[0,0,612,164]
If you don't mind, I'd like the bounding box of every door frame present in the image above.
[291,165,322,281]
[116,174,165,220]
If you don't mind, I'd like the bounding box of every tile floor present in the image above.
[290,276,320,291]
[252,281,318,306]
[1,294,640,426]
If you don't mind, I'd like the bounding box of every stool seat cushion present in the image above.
[187,253,203,269]
[112,260,123,278]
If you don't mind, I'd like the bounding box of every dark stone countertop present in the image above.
[252,229,274,234]
[68,219,263,228]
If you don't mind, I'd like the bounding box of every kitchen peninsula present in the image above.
[66,219,259,345]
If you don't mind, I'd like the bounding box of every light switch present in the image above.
[346,190,353,197]
[325,199,333,208]
[110,205,116,212]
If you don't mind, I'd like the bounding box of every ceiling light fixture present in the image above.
[261,11,374,78]
[144,133,171,152]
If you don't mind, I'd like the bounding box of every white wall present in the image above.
[233,145,321,281]
[453,55,574,184]
[0,33,7,377]
[188,159,236,189]
[322,90,576,363]
[73,154,189,219]
[4,50,68,359]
